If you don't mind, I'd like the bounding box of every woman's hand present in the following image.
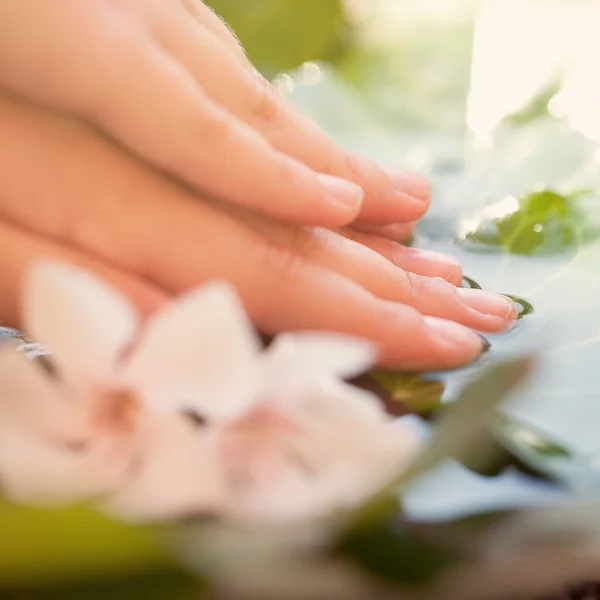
[0,93,515,369]
[0,0,429,232]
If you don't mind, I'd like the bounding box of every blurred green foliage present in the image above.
[0,502,195,594]
[338,518,459,587]
[205,0,349,77]
[371,371,445,418]
[338,359,533,585]
[462,189,600,256]
[16,570,201,600]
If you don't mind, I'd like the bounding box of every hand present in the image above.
[0,0,429,233]
[0,93,515,370]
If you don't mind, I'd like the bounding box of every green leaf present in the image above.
[461,276,482,290]
[494,414,572,459]
[459,189,600,256]
[502,294,534,320]
[337,518,458,587]
[205,0,349,76]
[343,358,534,534]
[371,371,445,417]
[403,358,534,483]
[487,414,576,484]
[0,502,174,590]
[17,570,203,600]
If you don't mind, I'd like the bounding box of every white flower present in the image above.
[0,261,416,522]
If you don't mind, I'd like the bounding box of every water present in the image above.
[282,0,600,517]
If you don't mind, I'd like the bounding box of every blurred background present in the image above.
[206,0,600,184]
[203,0,600,516]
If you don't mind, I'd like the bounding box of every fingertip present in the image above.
[457,288,518,329]
[381,166,431,204]
[344,156,429,224]
[423,316,484,357]
[382,317,484,371]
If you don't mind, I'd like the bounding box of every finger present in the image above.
[86,204,487,371]
[350,222,416,242]
[340,230,463,285]
[0,20,363,227]
[0,218,168,329]
[89,41,367,227]
[0,95,484,370]
[243,222,513,332]
[158,8,430,224]
[380,166,431,201]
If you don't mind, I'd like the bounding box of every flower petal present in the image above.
[0,346,86,437]
[282,381,416,482]
[24,261,138,384]
[0,421,132,504]
[124,282,261,421]
[225,381,417,522]
[264,332,376,393]
[0,346,136,504]
[103,414,225,522]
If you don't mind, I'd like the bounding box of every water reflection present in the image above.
[280,0,600,519]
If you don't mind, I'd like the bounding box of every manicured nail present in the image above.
[424,316,485,353]
[478,334,491,352]
[318,174,364,212]
[457,288,517,321]
[382,166,430,202]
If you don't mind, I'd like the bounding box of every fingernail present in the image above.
[424,316,485,353]
[457,288,517,321]
[382,166,430,202]
[318,174,364,212]
[478,334,491,353]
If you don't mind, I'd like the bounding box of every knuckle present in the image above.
[258,235,303,278]
[342,153,362,180]
[405,271,457,308]
[318,152,361,180]
[390,242,408,269]
[290,227,331,262]
[249,77,282,123]
[406,271,431,297]
[415,273,464,308]
[192,107,231,143]
[262,226,328,267]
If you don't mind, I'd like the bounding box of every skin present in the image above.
[0,1,517,369]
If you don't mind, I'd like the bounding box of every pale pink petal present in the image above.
[264,332,376,393]
[0,347,88,438]
[103,414,225,522]
[0,346,137,504]
[226,462,344,522]
[286,381,416,466]
[265,378,387,424]
[0,422,133,505]
[24,261,138,385]
[226,382,417,522]
[124,282,261,421]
